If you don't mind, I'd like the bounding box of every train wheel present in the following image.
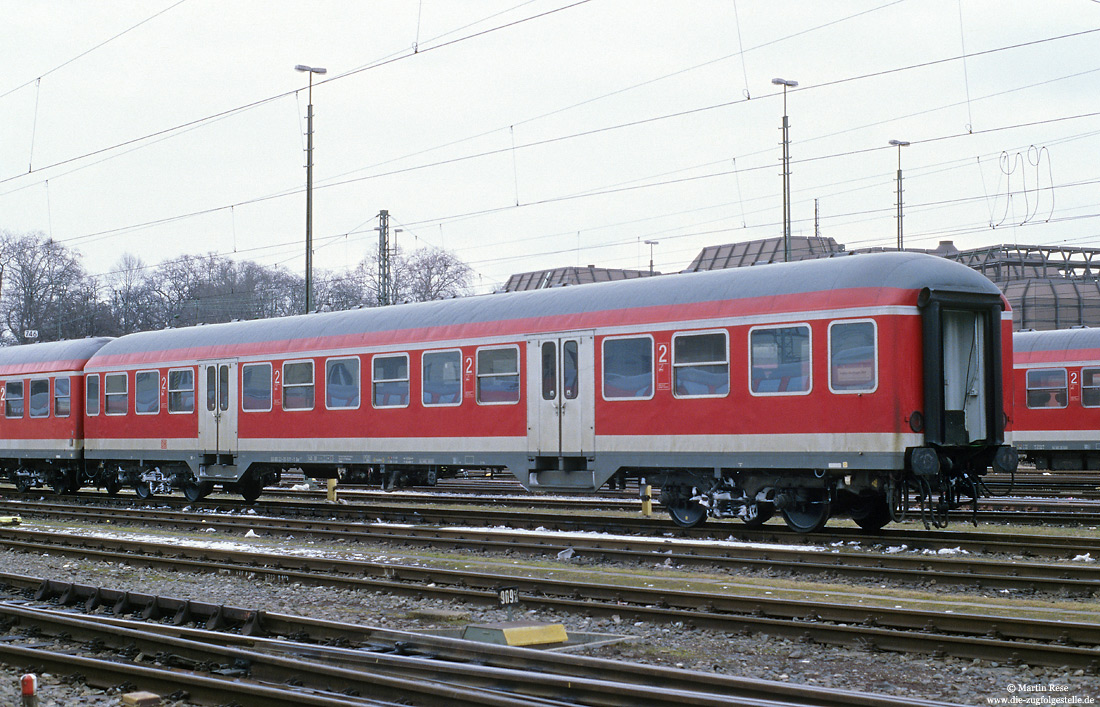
[239,479,263,503]
[134,484,153,500]
[183,481,213,502]
[104,477,121,497]
[781,494,831,533]
[14,478,32,493]
[850,494,891,532]
[667,500,707,528]
[51,478,74,495]
[741,502,774,527]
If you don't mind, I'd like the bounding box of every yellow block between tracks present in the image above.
[0,517,20,526]
[462,621,568,646]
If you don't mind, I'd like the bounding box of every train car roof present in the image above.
[88,252,1004,366]
[0,337,114,375]
[1014,327,1100,361]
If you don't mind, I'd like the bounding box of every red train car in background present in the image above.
[1013,327,1100,470]
[0,337,112,493]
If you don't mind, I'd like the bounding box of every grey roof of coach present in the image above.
[90,252,1002,359]
[1014,327,1100,353]
[0,337,113,370]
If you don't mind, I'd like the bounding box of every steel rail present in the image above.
[2,502,1098,592]
[5,495,1100,560]
[0,601,574,707]
[1,530,1097,670]
[0,572,957,707]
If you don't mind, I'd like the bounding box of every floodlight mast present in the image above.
[772,78,798,262]
[889,139,911,250]
[296,64,328,313]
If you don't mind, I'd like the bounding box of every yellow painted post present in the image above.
[326,477,337,503]
[641,484,652,517]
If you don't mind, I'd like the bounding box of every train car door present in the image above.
[198,360,238,464]
[941,310,987,443]
[527,332,594,469]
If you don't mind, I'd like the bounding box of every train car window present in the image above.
[168,369,195,414]
[135,371,160,414]
[4,381,23,418]
[218,365,230,412]
[541,342,557,401]
[283,361,315,411]
[86,374,100,416]
[373,354,410,408]
[1083,368,1100,408]
[29,379,49,418]
[422,350,461,407]
[242,363,272,412]
[828,320,878,394]
[672,332,729,398]
[476,346,520,404]
[105,373,128,415]
[563,340,579,400]
[206,366,217,412]
[602,336,653,400]
[54,377,71,418]
[749,325,812,395]
[1025,368,1068,409]
[326,357,361,410]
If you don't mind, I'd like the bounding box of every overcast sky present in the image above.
[1,1,1098,294]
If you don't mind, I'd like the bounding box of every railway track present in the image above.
[6,481,1100,525]
[0,571,956,707]
[3,495,1098,564]
[0,528,1097,672]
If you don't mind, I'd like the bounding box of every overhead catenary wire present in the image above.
[6,8,1100,293]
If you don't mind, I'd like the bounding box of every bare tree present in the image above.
[1,233,86,343]
[404,248,473,302]
[107,253,160,334]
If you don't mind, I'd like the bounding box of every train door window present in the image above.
[54,377,71,418]
[206,366,217,412]
[672,331,729,398]
[242,363,272,412]
[326,357,361,410]
[749,325,811,395]
[602,336,653,400]
[563,340,579,400]
[541,342,557,400]
[373,354,410,408]
[283,361,315,411]
[828,320,878,394]
[1026,368,1067,409]
[105,373,128,415]
[135,371,160,414]
[1083,368,1100,408]
[168,369,195,413]
[4,381,23,418]
[476,346,520,404]
[86,374,100,416]
[422,350,461,406]
[218,365,229,412]
[29,379,49,418]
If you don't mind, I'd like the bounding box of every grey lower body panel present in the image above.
[0,449,80,463]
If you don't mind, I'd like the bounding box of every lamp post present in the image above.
[889,139,910,251]
[296,63,327,314]
[772,78,797,262]
[644,240,658,275]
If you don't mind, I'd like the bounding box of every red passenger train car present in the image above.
[1012,327,1100,470]
[0,252,1017,531]
[0,337,113,493]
